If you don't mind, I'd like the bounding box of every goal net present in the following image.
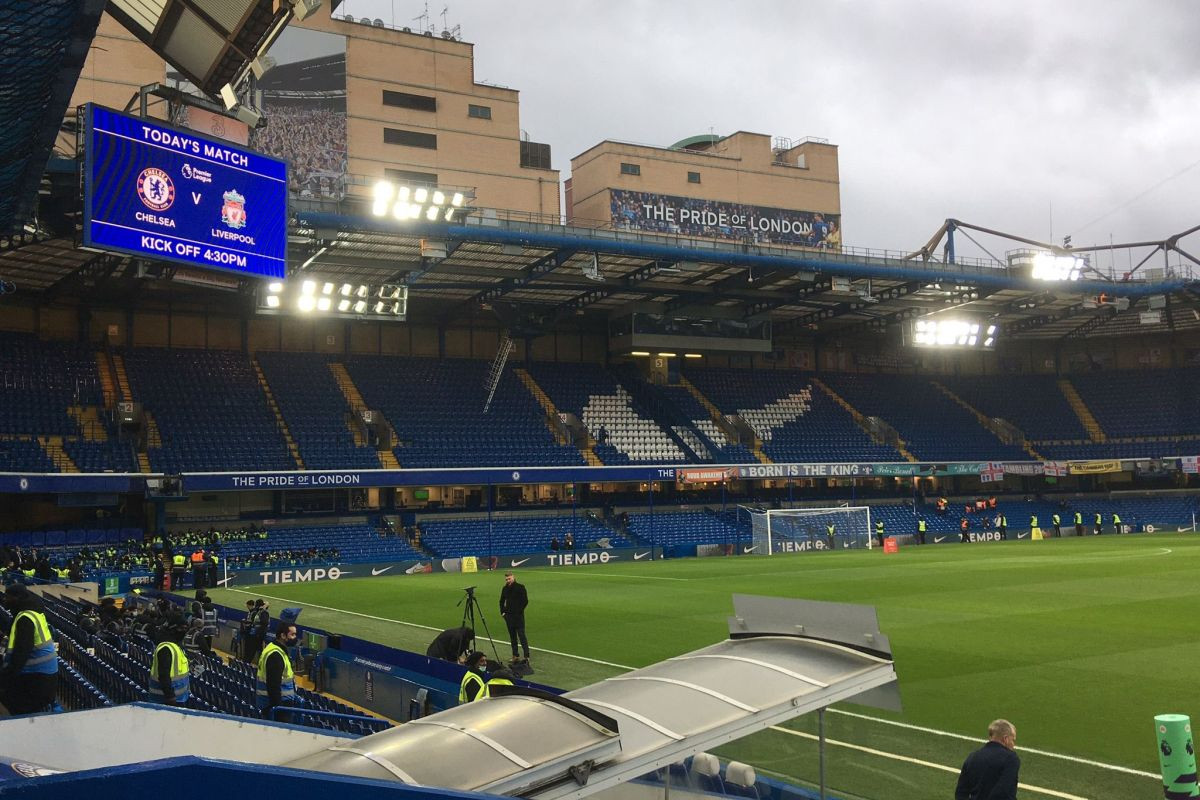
[738,505,873,554]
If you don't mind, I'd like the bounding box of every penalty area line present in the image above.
[769,727,1088,800]
[223,587,633,669]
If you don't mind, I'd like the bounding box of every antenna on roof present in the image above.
[413,1,431,34]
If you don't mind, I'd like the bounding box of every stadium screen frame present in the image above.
[82,103,288,280]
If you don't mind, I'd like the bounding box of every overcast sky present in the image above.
[331,0,1200,266]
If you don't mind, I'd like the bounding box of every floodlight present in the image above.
[268,282,283,293]
[374,301,387,313]
[301,280,316,295]
[340,283,353,296]
[432,190,445,206]
[372,200,388,217]
[451,192,464,207]
[373,181,394,202]
[355,285,369,298]
[322,282,334,295]
[911,316,997,350]
[1031,252,1083,281]
[266,295,280,308]
[426,205,440,221]
[414,187,428,203]
[337,299,351,312]
[397,186,410,203]
[444,207,455,221]
[353,300,367,314]
[317,297,331,311]
[298,296,315,312]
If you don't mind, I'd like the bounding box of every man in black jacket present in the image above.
[426,626,475,662]
[499,571,530,666]
[955,719,1020,800]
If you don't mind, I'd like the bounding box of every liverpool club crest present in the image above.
[220,189,247,229]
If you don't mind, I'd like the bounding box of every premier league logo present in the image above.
[136,167,175,211]
[221,189,247,228]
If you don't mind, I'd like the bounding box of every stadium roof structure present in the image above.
[0,0,106,235]
[6,181,1200,341]
[286,595,900,799]
[281,205,1200,341]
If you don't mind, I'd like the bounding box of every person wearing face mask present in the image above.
[257,622,298,723]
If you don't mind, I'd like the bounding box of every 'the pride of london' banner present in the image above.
[609,189,841,248]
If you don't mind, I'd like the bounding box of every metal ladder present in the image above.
[482,331,514,413]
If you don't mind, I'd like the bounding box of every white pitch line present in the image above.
[224,587,633,669]
[770,727,1089,800]
[826,709,1159,779]
[538,571,689,581]
[221,587,1157,779]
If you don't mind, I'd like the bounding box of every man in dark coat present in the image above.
[426,626,475,662]
[955,719,1020,800]
[499,571,530,665]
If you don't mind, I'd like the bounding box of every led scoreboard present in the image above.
[83,104,287,279]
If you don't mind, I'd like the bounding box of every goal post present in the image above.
[738,505,873,554]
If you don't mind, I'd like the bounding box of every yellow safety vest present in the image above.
[459,670,486,703]
[7,610,57,676]
[172,554,186,567]
[482,677,514,700]
[149,641,190,702]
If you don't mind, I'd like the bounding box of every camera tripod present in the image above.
[457,586,502,663]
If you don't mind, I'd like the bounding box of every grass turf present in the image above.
[209,533,1197,800]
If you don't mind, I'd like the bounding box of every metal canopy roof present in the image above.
[287,209,1200,339]
[284,596,900,800]
[105,0,291,99]
[0,0,106,234]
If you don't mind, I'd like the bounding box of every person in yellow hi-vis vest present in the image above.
[1030,515,1042,541]
[1112,512,1122,535]
[1074,511,1084,537]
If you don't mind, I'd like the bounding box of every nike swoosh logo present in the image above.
[511,558,530,567]
[1018,533,1028,539]
[216,577,232,586]
[934,536,947,543]
[371,566,394,576]
[742,545,759,554]
[1178,527,1192,533]
[633,552,650,560]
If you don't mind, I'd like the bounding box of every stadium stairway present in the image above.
[810,377,918,462]
[40,435,79,472]
[112,352,132,404]
[514,367,603,466]
[252,358,305,470]
[329,362,399,468]
[931,381,1045,460]
[95,352,119,409]
[1058,378,1107,442]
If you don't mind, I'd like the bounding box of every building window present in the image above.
[688,171,701,184]
[385,168,439,186]
[620,162,641,176]
[382,90,437,112]
[520,140,552,170]
[468,104,492,119]
[384,128,438,149]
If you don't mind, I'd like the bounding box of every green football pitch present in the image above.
[208,533,1200,800]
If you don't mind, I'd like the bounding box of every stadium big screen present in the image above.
[83,104,287,279]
